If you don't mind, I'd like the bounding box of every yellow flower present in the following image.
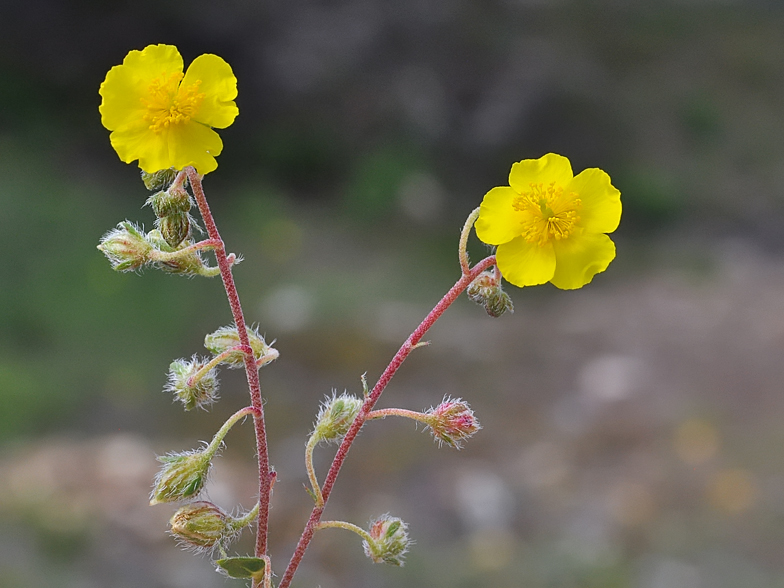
[475,154,621,289]
[99,44,238,174]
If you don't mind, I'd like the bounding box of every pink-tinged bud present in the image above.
[165,356,219,411]
[363,514,412,566]
[466,270,513,318]
[169,501,230,550]
[425,397,481,449]
[97,221,153,271]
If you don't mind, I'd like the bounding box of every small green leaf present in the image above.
[216,556,266,579]
[304,485,318,503]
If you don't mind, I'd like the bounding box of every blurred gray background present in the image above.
[2,1,784,587]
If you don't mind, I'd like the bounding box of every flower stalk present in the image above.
[185,167,275,564]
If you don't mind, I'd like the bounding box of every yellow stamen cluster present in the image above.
[142,73,205,134]
[512,182,581,246]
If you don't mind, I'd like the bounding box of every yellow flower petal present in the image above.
[100,45,183,131]
[182,54,239,129]
[508,153,573,193]
[110,122,171,173]
[475,186,526,245]
[496,237,556,287]
[550,233,616,290]
[566,168,621,234]
[166,122,224,175]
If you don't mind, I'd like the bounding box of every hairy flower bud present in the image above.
[166,356,219,410]
[151,450,211,505]
[169,501,231,550]
[146,187,192,217]
[97,221,153,271]
[425,397,481,448]
[467,271,514,318]
[141,167,177,192]
[313,392,363,444]
[204,325,278,368]
[158,211,192,248]
[363,515,411,566]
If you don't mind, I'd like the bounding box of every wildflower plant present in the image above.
[97,44,621,587]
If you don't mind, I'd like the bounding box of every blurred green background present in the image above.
[3,1,784,587]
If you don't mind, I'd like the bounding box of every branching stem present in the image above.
[185,167,274,584]
[277,253,497,588]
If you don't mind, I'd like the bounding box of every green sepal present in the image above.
[216,556,266,579]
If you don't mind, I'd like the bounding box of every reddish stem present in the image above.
[277,254,497,588]
[185,168,273,564]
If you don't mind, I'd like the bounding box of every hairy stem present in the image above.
[230,501,261,531]
[205,406,258,459]
[315,520,374,544]
[185,168,274,573]
[187,346,247,387]
[366,407,430,423]
[148,238,222,262]
[277,254,497,588]
[305,435,325,506]
[459,207,481,275]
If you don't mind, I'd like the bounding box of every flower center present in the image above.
[142,72,205,134]
[512,182,581,246]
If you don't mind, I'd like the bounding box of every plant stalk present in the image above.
[185,167,274,571]
[277,254,497,588]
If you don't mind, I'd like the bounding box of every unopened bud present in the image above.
[158,212,192,248]
[146,187,192,217]
[166,356,219,410]
[97,221,153,271]
[204,325,278,368]
[363,515,411,566]
[425,397,481,448]
[313,392,363,444]
[170,501,231,550]
[151,450,211,505]
[467,271,514,318]
[141,168,177,192]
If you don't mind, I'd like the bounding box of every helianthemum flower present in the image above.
[475,154,621,289]
[99,44,238,174]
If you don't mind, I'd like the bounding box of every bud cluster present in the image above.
[425,397,481,448]
[98,222,219,276]
[165,326,278,410]
[312,392,363,444]
[363,515,412,566]
[466,270,514,318]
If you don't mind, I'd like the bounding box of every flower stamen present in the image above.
[512,182,581,246]
[142,73,205,134]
